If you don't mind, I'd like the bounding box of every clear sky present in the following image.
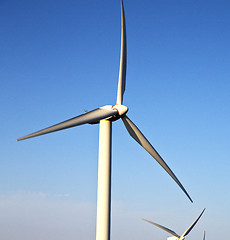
[0,0,230,239]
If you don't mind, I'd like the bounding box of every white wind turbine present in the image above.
[18,1,192,240]
[142,208,205,240]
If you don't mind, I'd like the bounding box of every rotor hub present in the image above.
[113,104,128,116]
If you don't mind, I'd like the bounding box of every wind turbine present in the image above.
[18,0,192,240]
[142,208,205,240]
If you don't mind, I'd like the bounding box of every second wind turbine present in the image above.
[18,1,192,240]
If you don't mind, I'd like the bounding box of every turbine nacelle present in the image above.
[113,104,128,116]
[97,104,128,122]
[99,104,128,117]
[85,104,128,124]
[167,237,184,240]
[167,237,180,240]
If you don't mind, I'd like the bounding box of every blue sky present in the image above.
[0,0,230,239]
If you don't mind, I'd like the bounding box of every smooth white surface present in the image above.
[116,0,127,105]
[96,120,112,240]
[113,104,128,116]
[167,237,179,240]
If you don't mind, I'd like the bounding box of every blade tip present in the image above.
[183,189,193,203]
[17,136,28,141]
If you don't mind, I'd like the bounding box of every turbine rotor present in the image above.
[113,104,128,116]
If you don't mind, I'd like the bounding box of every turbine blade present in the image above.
[142,218,180,238]
[203,231,206,240]
[116,0,127,105]
[122,115,193,202]
[17,106,118,141]
[181,208,206,238]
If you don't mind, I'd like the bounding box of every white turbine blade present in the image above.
[142,218,180,238]
[17,107,118,141]
[116,0,127,105]
[122,115,193,202]
[181,208,206,238]
[203,231,206,240]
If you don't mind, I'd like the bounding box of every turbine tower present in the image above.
[142,208,205,240]
[18,1,192,240]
